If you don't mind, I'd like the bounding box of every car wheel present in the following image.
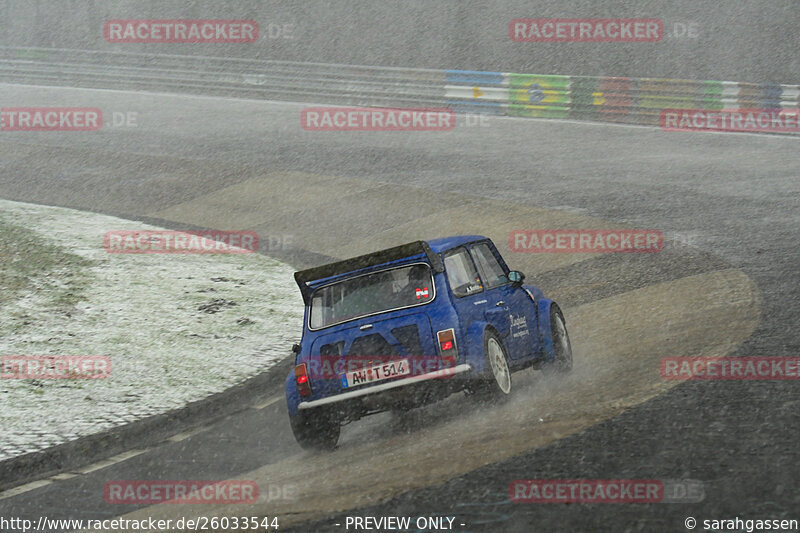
[469,330,512,400]
[543,306,573,375]
[289,408,340,451]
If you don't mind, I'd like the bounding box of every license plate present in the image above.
[340,359,410,389]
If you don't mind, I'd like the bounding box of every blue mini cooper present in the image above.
[286,235,572,450]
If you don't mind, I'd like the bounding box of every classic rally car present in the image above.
[285,235,572,450]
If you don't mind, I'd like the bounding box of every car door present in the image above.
[443,246,492,343]
[443,245,512,356]
[468,241,538,360]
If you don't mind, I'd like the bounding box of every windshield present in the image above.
[309,263,434,329]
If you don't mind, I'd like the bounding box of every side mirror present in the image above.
[291,343,301,355]
[508,270,525,285]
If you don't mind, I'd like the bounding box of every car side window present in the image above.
[444,247,483,297]
[470,243,508,289]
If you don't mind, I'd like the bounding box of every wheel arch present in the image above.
[285,371,302,417]
[462,320,497,373]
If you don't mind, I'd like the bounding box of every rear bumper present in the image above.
[297,363,472,410]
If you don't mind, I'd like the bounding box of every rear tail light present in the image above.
[294,363,312,397]
[437,328,458,366]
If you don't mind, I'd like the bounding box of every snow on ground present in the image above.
[0,198,303,461]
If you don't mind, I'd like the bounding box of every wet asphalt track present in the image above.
[0,85,798,532]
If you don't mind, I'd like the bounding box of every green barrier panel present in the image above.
[508,73,570,106]
[507,103,569,118]
[568,77,600,120]
[697,81,725,110]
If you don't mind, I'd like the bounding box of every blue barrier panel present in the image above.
[445,70,505,86]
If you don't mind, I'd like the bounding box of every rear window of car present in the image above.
[309,263,434,329]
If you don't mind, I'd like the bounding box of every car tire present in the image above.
[543,305,573,375]
[289,408,340,451]
[469,329,512,401]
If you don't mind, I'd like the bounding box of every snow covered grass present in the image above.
[0,199,303,461]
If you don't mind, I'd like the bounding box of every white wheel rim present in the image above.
[488,338,511,394]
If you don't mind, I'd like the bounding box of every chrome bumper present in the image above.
[297,363,472,410]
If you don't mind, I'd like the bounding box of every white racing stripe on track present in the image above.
[0,455,149,500]
[50,473,78,481]
[0,480,52,501]
[251,396,283,410]
[76,449,148,474]
[0,396,283,502]
[166,426,211,443]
